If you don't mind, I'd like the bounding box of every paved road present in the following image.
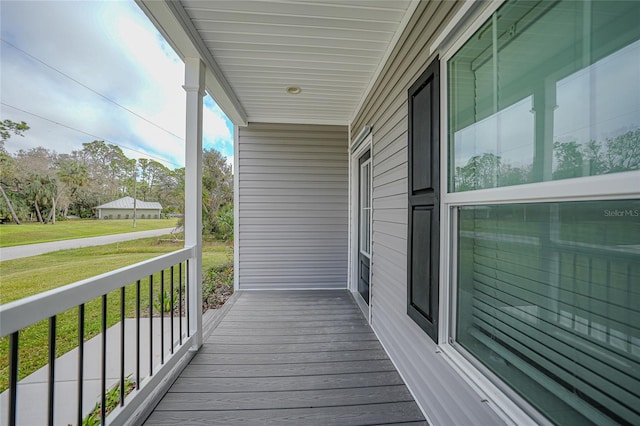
[0,227,176,261]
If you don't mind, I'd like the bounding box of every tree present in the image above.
[0,119,31,224]
[56,159,88,217]
[79,140,130,198]
[25,173,57,223]
[604,129,640,172]
[202,149,233,234]
[455,153,502,191]
[0,150,21,224]
[0,119,29,146]
[553,141,584,179]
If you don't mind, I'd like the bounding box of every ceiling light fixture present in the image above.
[286,85,302,95]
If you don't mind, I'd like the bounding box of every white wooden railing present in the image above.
[0,246,201,426]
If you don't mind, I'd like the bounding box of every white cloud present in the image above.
[0,0,199,169]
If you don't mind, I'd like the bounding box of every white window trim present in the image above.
[433,0,640,424]
[349,133,373,320]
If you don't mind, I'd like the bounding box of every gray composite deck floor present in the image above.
[144,290,427,425]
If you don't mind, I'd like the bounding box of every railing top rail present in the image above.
[0,246,195,337]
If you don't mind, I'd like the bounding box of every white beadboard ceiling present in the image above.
[138,0,418,126]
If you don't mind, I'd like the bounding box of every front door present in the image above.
[358,150,371,304]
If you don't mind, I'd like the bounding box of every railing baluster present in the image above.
[136,279,140,390]
[179,262,183,345]
[8,331,19,426]
[149,274,153,377]
[77,304,85,426]
[160,269,165,365]
[186,259,190,337]
[120,286,126,407]
[48,316,56,426]
[101,294,107,426]
[170,265,175,355]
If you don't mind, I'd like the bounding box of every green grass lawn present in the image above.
[0,236,232,392]
[0,218,179,248]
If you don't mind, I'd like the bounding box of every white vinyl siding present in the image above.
[351,1,505,424]
[237,122,349,290]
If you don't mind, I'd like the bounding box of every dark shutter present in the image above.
[407,57,440,342]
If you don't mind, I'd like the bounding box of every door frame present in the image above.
[349,133,373,320]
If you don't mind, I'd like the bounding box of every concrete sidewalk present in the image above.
[0,228,176,261]
[0,316,186,426]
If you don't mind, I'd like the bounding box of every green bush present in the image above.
[202,264,233,310]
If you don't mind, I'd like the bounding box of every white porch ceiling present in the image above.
[138,0,418,126]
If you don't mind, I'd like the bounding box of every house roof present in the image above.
[136,0,419,126]
[96,196,162,210]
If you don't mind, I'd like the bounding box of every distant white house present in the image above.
[95,196,162,219]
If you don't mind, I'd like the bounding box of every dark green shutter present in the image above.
[407,58,440,342]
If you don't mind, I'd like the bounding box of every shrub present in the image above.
[202,264,233,311]
[153,290,177,313]
[83,376,136,425]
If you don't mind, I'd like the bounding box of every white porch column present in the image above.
[183,57,204,349]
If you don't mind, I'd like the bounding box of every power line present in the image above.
[1,102,183,169]
[1,38,185,142]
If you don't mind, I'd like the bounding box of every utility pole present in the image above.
[133,162,137,228]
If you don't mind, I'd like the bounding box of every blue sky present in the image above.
[0,0,234,170]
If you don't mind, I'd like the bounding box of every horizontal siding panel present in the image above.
[240,224,347,233]
[375,167,406,187]
[239,231,346,239]
[240,152,348,161]
[239,203,345,211]
[374,178,407,199]
[240,253,348,262]
[238,123,348,290]
[374,126,408,164]
[373,194,406,210]
[374,101,407,145]
[239,261,348,271]
[373,244,407,274]
[239,129,346,139]
[239,195,346,204]
[239,143,346,153]
[240,217,348,226]
[240,166,346,175]
[373,230,406,255]
[240,158,347,168]
[374,132,406,165]
[239,180,347,190]
[374,220,406,239]
[239,188,348,197]
[373,147,406,176]
[240,239,347,248]
[240,173,346,182]
[240,209,347,219]
[373,208,407,225]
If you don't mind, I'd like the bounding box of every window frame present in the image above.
[359,153,372,258]
[435,0,640,423]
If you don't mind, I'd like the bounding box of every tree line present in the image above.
[454,128,640,191]
[0,119,233,238]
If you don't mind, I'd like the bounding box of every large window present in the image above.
[447,1,640,424]
[456,201,640,425]
[448,0,640,192]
